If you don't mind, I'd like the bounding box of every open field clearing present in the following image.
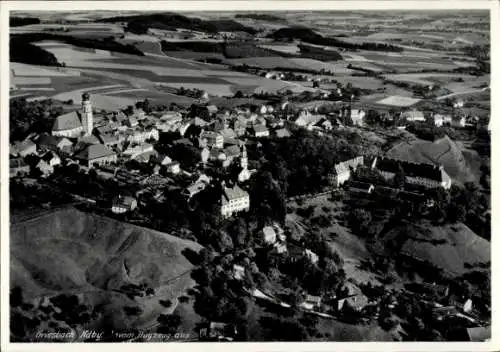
[376,95,421,107]
[51,84,127,101]
[12,76,52,85]
[162,50,226,61]
[385,73,489,91]
[330,76,385,90]
[112,90,196,106]
[287,58,355,73]
[11,63,81,77]
[347,61,386,73]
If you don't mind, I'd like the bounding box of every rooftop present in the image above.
[53,111,82,131]
[374,157,445,182]
[222,184,248,202]
[75,144,115,161]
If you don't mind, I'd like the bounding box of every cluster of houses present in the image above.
[9,93,296,218]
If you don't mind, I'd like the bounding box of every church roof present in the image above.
[52,111,82,131]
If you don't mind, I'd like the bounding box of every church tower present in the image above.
[238,142,250,183]
[240,143,248,170]
[81,92,93,136]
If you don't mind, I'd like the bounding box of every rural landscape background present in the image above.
[9,10,490,343]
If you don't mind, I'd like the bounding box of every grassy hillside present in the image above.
[383,221,490,278]
[10,207,203,340]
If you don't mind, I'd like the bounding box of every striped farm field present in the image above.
[227,56,305,70]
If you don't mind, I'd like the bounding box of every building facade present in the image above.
[220,183,250,218]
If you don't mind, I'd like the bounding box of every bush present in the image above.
[159,300,173,308]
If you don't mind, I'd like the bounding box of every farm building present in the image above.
[111,196,138,214]
[433,113,452,127]
[336,282,369,312]
[300,295,322,310]
[401,109,425,122]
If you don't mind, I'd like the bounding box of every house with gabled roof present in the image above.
[220,183,250,218]
[401,109,425,122]
[41,150,61,167]
[74,144,117,168]
[13,139,37,157]
[329,156,364,188]
[10,158,30,178]
[275,128,292,138]
[253,124,269,138]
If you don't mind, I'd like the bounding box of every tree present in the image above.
[349,208,372,235]
[234,90,244,98]
[216,231,234,253]
[393,164,406,189]
[157,314,182,334]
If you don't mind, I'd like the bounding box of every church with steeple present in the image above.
[238,143,251,182]
[52,93,94,138]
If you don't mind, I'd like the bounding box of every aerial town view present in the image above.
[8,9,491,343]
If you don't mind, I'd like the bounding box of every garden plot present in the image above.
[376,95,421,107]
[258,43,301,55]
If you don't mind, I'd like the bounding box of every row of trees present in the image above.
[10,98,63,141]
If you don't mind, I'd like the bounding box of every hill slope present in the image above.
[383,221,490,278]
[10,207,203,338]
